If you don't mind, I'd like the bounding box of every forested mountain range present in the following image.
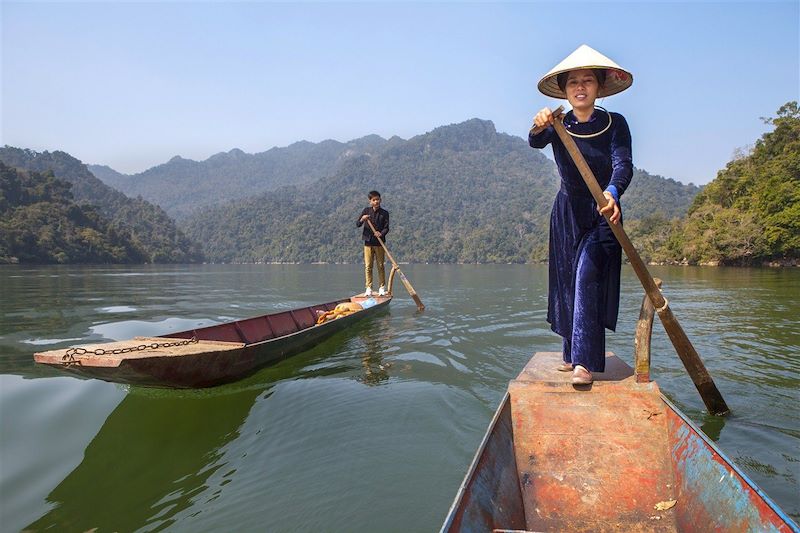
[181,119,701,264]
[5,101,792,267]
[89,135,389,220]
[0,147,203,263]
[0,163,145,263]
[0,117,707,265]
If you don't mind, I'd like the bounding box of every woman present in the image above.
[529,45,633,385]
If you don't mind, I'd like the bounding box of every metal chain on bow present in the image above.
[62,337,198,365]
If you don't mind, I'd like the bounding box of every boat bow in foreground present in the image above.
[442,351,798,533]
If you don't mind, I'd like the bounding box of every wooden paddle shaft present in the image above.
[538,106,729,416]
[365,218,400,269]
[365,218,425,311]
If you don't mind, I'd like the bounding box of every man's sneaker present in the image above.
[378,286,386,296]
[365,287,373,296]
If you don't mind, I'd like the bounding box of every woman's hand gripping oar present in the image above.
[366,219,425,311]
[532,106,730,416]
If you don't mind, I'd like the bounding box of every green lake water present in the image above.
[1,264,798,531]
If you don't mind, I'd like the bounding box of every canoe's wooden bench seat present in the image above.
[508,352,679,532]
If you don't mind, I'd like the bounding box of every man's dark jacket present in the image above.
[357,207,389,247]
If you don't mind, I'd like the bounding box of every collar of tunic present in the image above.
[563,108,612,137]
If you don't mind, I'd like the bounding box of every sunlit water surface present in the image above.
[1,264,797,531]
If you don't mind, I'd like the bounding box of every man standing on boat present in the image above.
[357,190,390,297]
[529,45,634,385]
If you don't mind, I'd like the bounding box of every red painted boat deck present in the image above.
[508,352,679,532]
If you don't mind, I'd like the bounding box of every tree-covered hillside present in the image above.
[0,147,203,263]
[183,119,701,264]
[0,163,145,263]
[651,102,799,265]
[622,168,701,221]
[89,135,388,220]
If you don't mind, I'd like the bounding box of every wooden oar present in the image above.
[365,218,425,311]
[532,106,730,415]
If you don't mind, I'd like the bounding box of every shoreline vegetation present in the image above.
[1,102,797,268]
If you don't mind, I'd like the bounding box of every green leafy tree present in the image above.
[664,102,799,264]
[0,163,144,264]
[0,148,203,263]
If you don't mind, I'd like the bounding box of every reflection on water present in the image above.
[23,328,367,532]
[357,328,393,386]
[25,386,265,532]
[699,412,726,442]
[1,264,798,529]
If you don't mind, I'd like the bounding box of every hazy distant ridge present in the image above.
[89,135,390,220]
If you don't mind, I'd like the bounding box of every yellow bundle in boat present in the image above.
[316,302,364,324]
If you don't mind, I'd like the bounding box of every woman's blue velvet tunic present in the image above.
[529,109,633,372]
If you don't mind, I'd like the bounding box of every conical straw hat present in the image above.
[538,44,633,99]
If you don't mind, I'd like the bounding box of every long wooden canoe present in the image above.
[34,294,390,388]
[441,351,799,533]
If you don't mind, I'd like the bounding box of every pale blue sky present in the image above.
[2,1,798,184]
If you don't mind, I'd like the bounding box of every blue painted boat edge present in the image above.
[439,391,511,533]
[660,393,800,532]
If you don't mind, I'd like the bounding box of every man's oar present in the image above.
[533,106,729,415]
[366,219,425,311]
